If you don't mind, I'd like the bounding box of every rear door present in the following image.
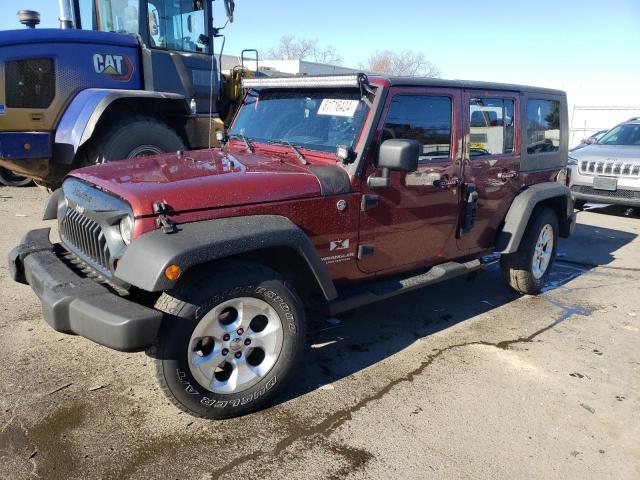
[457,90,521,252]
[357,87,464,274]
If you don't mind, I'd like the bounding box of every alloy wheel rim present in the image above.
[188,297,284,394]
[532,224,554,279]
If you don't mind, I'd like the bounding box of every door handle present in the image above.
[497,171,518,181]
[433,176,461,189]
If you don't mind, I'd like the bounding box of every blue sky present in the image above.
[2,0,640,128]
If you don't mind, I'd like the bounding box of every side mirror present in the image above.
[368,139,420,188]
[224,0,235,23]
[215,129,228,145]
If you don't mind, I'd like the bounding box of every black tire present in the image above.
[500,206,559,295]
[148,261,306,419]
[0,168,33,187]
[87,116,185,164]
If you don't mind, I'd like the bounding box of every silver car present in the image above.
[568,118,640,209]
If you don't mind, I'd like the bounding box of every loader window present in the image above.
[148,0,209,53]
[95,0,139,35]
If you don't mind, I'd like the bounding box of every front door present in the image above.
[357,87,463,274]
[457,90,521,253]
[144,0,216,113]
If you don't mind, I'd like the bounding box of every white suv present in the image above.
[568,118,640,209]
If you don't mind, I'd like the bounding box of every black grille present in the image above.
[5,58,55,108]
[571,185,640,199]
[60,208,111,272]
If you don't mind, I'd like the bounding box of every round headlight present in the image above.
[119,216,134,245]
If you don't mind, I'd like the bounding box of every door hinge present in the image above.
[358,244,375,260]
[361,194,379,211]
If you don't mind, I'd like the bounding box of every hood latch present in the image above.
[153,200,178,234]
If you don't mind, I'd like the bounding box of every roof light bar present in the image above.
[242,74,367,90]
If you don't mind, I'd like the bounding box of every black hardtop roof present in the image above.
[242,73,565,97]
[376,75,565,96]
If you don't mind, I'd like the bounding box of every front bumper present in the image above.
[9,228,163,352]
[0,131,51,160]
[0,132,54,181]
[570,185,640,207]
[568,164,640,207]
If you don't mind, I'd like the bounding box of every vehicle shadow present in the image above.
[273,221,637,407]
[581,203,639,219]
[557,215,638,266]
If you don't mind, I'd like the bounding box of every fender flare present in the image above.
[53,88,187,165]
[496,182,574,254]
[114,215,339,301]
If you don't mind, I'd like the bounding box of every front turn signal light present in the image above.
[165,264,181,281]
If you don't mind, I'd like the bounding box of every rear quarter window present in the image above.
[526,99,561,154]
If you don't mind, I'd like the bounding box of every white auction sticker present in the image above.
[317,99,359,117]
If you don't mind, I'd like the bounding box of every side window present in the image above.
[96,0,139,34]
[526,99,561,154]
[469,98,515,157]
[148,0,208,52]
[383,95,452,161]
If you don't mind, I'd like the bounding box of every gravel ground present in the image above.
[0,186,639,479]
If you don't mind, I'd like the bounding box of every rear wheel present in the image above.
[500,207,558,295]
[0,168,33,187]
[149,261,306,419]
[86,116,185,164]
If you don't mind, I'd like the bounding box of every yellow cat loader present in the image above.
[0,0,255,188]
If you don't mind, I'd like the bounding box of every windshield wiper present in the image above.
[268,140,308,165]
[229,133,254,153]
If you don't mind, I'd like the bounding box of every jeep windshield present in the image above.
[229,89,369,154]
[598,124,640,146]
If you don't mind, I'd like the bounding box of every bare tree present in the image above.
[266,36,343,65]
[361,50,440,77]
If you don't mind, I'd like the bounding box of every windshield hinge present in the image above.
[359,74,376,108]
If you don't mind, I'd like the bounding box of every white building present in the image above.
[219,54,359,76]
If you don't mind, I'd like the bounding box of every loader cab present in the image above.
[89,0,217,54]
[86,0,232,114]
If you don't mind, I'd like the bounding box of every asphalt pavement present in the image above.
[1,187,638,479]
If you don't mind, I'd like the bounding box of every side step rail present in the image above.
[327,259,483,315]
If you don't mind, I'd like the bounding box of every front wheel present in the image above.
[149,262,306,419]
[0,168,33,187]
[500,207,559,295]
[86,116,185,164]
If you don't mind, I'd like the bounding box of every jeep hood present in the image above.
[69,148,325,216]
[570,144,640,163]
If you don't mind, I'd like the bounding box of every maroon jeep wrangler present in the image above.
[10,74,575,419]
